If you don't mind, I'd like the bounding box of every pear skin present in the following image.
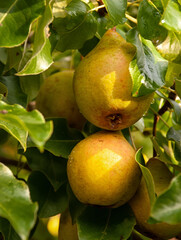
[36,70,85,130]
[129,159,181,239]
[74,29,154,130]
[67,131,141,207]
[58,209,79,240]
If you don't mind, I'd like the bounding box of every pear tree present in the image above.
[0,1,181,240]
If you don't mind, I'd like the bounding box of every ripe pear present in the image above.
[73,29,154,130]
[58,209,79,240]
[129,158,181,239]
[36,70,85,129]
[67,131,141,207]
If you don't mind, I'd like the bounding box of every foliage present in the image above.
[0,0,181,239]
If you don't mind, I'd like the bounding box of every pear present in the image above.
[67,131,141,207]
[129,158,181,239]
[73,29,154,130]
[58,209,79,240]
[36,70,85,129]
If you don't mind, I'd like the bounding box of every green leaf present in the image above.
[102,0,127,25]
[160,0,181,32]
[45,140,81,159]
[137,0,167,42]
[167,127,181,162]
[157,90,181,124]
[169,99,181,124]
[82,121,101,136]
[0,82,8,97]
[156,32,181,63]
[0,48,7,64]
[0,218,21,240]
[27,171,68,218]
[127,28,168,96]
[53,0,97,51]
[4,47,22,73]
[0,75,27,107]
[135,148,156,207]
[17,2,53,75]
[0,163,38,240]
[67,184,86,224]
[0,101,53,151]
[24,148,67,190]
[175,67,181,98]
[151,136,173,164]
[19,74,43,103]
[0,0,45,47]
[17,38,53,76]
[44,118,84,158]
[77,205,135,240]
[165,62,181,87]
[150,174,181,224]
[79,36,99,57]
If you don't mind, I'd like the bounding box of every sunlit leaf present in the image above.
[127,28,168,97]
[160,0,181,32]
[156,32,181,63]
[17,2,53,75]
[0,163,38,240]
[0,0,45,47]
[0,101,53,151]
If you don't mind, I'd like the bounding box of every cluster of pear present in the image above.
[36,29,180,239]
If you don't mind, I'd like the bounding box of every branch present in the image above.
[0,157,31,171]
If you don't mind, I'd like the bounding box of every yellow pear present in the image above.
[58,209,79,240]
[36,70,85,129]
[73,29,154,130]
[67,131,141,207]
[129,158,181,239]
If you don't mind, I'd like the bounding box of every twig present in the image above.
[88,4,105,13]
[0,157,31,171]
[125,13,138,24]
[150,107,170,128]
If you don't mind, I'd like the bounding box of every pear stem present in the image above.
[125,13,138,24]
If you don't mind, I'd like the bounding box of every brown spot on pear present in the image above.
[36,70,85,130]
[67,131,141,207]
[73,29,154,130]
